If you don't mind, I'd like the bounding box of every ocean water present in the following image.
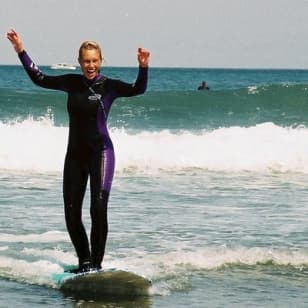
[1,65,308,307]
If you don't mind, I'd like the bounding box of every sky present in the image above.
[1,0,308,68]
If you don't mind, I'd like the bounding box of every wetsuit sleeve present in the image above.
[112,67,148,97]
[18,50,71,92]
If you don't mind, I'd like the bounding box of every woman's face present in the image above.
[79,48,102,80]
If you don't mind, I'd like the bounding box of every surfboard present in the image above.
[52,268,151,299]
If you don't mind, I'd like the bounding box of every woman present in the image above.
[7,29,150,273]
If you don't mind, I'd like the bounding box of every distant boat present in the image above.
[50,63,76,70]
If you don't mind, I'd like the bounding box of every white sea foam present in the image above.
[0,246,307,293]
[22,248,76,264]
[0,256,62,287]
[0,118,67,172]
[149,246,308,271]
[248,85,259,94]
[0,231,69,243]
[1,119,308,174]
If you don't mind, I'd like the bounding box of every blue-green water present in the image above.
[1,65,308,307]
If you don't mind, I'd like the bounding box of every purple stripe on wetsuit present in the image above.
[97,106,115,193]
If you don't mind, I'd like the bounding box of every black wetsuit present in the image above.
[18,50,148,269]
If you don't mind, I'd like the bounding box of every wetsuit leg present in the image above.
[63,154,91,266]
[89,146,115,268]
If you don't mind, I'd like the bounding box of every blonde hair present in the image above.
[78,41,103,61]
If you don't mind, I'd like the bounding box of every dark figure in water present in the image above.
[7,28,150,273]
[198,80,210,90]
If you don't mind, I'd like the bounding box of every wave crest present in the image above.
[1,119,308,174]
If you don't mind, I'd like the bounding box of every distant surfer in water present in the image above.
[7,29,150,273]
[198,80,210,90]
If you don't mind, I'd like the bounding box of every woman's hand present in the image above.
[137,47,150,67]
[7,29,24,53]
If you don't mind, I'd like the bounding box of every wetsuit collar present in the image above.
[83,74,104,85]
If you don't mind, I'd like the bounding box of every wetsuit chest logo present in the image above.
[88,93,102,101]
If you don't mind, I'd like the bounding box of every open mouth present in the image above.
[86,69,96,78]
